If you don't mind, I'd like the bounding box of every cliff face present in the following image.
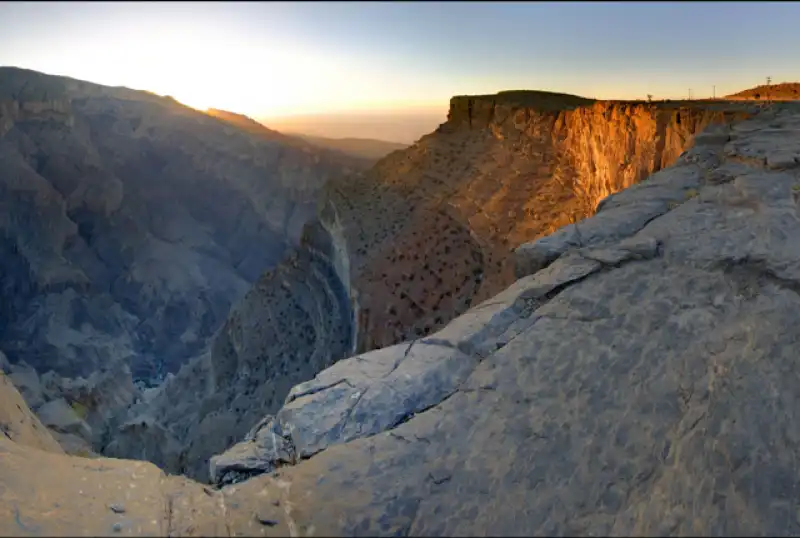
[109,219,355,480]
[331,94,754,351]
[123,91,757,481]
[0,67,365,455]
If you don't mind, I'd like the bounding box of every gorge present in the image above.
[104,86,759,480]
[4,92,800,534]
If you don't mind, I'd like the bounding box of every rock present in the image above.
[0,66,368,448]
[6,362,45,410]
[209,419,293,485]
[119,230,356,481]
[49,430,99,457]
[199,104,800,535]
[36,398,93,439]
[126,91,759,481]
[5,102,800,536]
[0,372,64,454]
[254,514,279,527]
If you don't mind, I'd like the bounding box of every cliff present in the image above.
[116,90,759,481]
[0,67,366,457]
[326,92,755,351]
[5,103,800,535]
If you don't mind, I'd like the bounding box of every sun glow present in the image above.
[2,3,464,119]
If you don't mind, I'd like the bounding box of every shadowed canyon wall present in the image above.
[0,67,367,457]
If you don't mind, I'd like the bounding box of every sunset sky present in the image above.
[2,1,800,121]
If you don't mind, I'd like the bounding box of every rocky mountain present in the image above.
[726,82,800,101]
[0,67,367,454]
[205,108,377,166]
[294,134,409,162]
[111,90,762,481]
[4,102,800,535]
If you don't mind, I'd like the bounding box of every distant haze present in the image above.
[262,110,447,145]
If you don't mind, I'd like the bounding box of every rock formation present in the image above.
[105,220,355,480]
[117,90,761,480]
[726,82,800,101]
[0,67,366,455]
[4,103,800,535]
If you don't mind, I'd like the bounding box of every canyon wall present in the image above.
[333,93,755,351]
[0,67,366,457]
[125,91,757,480]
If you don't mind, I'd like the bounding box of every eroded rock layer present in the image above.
[5,104,800,536]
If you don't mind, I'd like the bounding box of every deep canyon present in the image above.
[7,67,800,536]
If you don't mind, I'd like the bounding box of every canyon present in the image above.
[100,89,763,481]
[0,66,367,457]
[1,68,767,481]
[4,99,800,535]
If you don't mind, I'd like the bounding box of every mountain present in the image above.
[294,134,408,162]
[5,102,800,535]
[205,108,376,167]
[726,82,800,100]
[0,67,367,454]
[114,89,760,480]
[261,110,446,145]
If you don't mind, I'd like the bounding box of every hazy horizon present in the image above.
[2,1,800,135]
[261,110,447,145]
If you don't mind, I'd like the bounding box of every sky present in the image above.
[2,1,800,122]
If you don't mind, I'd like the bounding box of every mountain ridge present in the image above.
[0,67,365,460]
